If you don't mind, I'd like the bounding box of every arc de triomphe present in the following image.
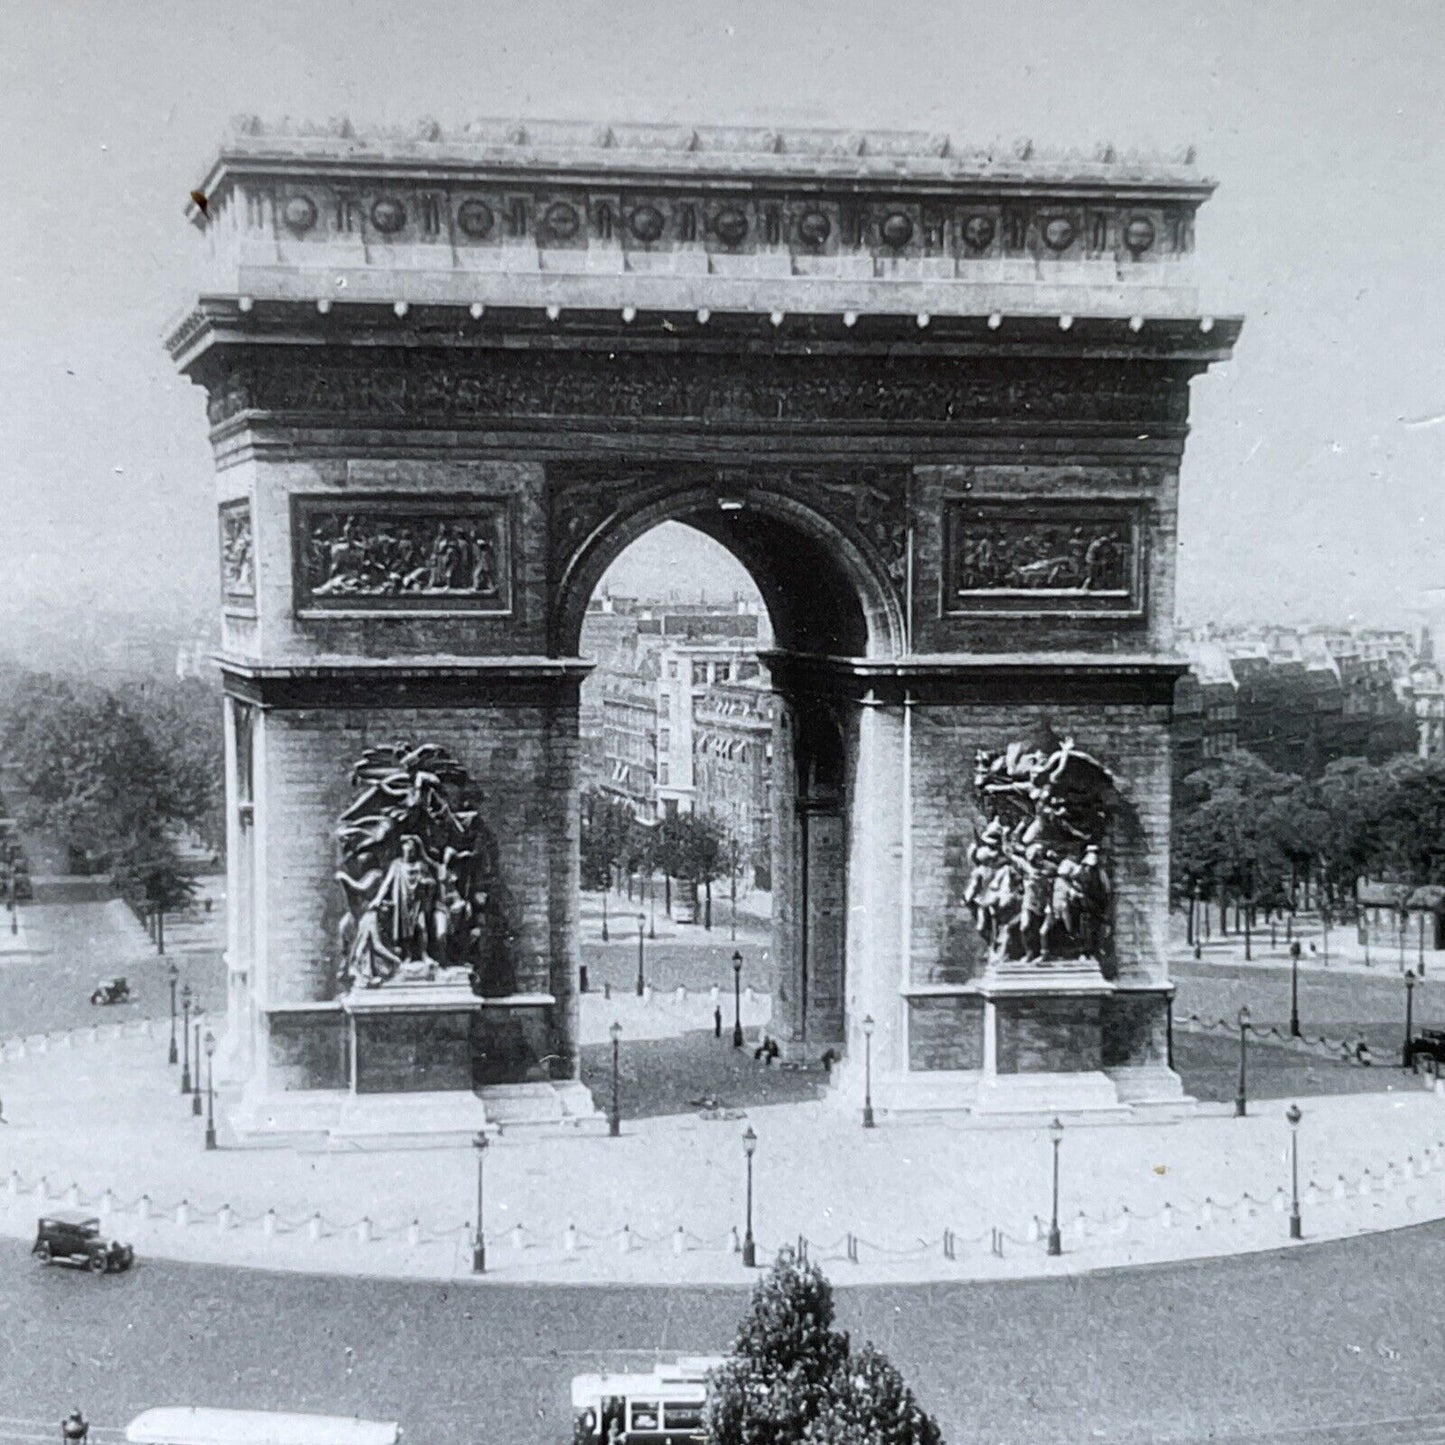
[167,119,1239,1140]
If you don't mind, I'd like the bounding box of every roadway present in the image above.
[6,1225,1445,1444]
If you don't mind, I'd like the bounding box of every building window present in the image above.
[668,661,679,679]
[659,693,670,718]
[659,728,671,753]
[659,763,670,786]
[693,661,709,686]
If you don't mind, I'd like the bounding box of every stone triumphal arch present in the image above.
[169,118,1239,1139]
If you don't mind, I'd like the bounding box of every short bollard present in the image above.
[1200,1199,1214,1226]
[175,1201,190,1228]
[511,1224,525,1251]
[1075,1210,1092,1239]
[1272,1189,1287,1213]
[36,1177,50,1204]
[99,1190,117,1219]
[642,984,653,1006]
[406,1220,421,1248]
[618,1225,632,1254]
[356,1218,371,1245]
[7,1171,21,1201]
[675,985,686,1004]
[672,1226,685,1256]
[710,985,720,1005]
[65,1183,80,1207]
[137,1194,152,1220]
[307,1213,323,1242]
[564,1223,578,1254]
[262,1210,277,1239]
[730,1226,741,1254]
[1027,1216,1042,1244]
[218,1205,233,1233]
[1333,1175,1349,1200]
[1160,1204,1174,1230]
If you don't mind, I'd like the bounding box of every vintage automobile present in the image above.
[1409,1027,1445,1073]
[90,976,131,1006]
[32,1211,135,1273]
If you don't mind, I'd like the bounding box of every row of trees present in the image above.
[0,669,225,920]
[580,786,741,924]
[1172,749,1445,921]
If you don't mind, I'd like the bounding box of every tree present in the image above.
[110,828,198,951]
[655,810,729,928]
[706,1250,941,1445]
[132,676,225,857]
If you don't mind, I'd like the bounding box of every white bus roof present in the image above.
[125,1408,400,1445]
[570,1357,724,1406]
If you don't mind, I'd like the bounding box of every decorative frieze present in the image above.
[209,352,1191,433]
[290,495,512,614]
[944,501,1144,615]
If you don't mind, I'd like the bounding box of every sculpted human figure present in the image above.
[333,740,505,993]
[969,731,1113,967]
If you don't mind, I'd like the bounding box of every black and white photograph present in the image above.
[2,3,1444,1441]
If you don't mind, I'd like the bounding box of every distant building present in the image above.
[1174,624,1420,783]
[600,654,659,822]
[693,673,777,889]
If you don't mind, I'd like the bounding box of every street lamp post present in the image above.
[741,1124,757,1268]
[180,984,192,1095]
[731,951,744,1049]
[1320,905,1329,967]
[471,1130,489,1273]
[192,1010,204,1114]
[1403,969,1418,1070]
[1235,1004,1251,1117]
[204,1030,217,1151]
[1286,1103,1303,1240]
[1046,1116,1064,1257]
[609,1020,622,1138]
[600,882,609,942]
[167,962,180,1065]
[1400,907,1408,973]
[861,1015,876,1129]
[1289,941,1301,1038]
[634,912,646,997]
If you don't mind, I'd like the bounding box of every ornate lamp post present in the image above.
[167,961,180,1065]
[471,1130,489,1274]
[1235,1004,1251,1118]
[180,983,193,1095]
[1046,1117,1064,1257]
[1289,941,1302,1038]
[609,1020,622,1138]
[204,1030,217,1151]
[731,950,744,1048]
[191,1009,205,1115]
[634,912,646,998]
[861,1015,876,1129]
[1286,1103,1303,1240]
[741,1124,758,1268]
[1403,969,1418,1069]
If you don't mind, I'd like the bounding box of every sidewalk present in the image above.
[4,1007,1445,1286]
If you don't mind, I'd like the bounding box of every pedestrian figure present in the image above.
[713,1005,722,1039]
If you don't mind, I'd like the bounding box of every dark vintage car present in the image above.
[32,1212,135,1273]
[90,976,131,1006]
[1409,1028,1445,1073]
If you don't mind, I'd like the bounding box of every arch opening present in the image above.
[573,514,861,1095]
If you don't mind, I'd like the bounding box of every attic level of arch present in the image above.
[230,179,1199,268]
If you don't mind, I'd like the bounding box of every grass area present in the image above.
[579,1027,827,1121]
[1174,1029,1427,1104]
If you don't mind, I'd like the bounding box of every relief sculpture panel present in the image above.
[945,502,1143,615]
[291,495,512,614]
[219,499,255,609]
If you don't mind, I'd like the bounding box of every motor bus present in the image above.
[124,1408,400,1445]
[570,1357,724,1443]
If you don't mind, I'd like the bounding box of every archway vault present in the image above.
[550,464,909,662]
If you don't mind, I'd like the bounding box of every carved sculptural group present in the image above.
[963,734,1113,967]
[303,512,500,600]
[334,741,499,992]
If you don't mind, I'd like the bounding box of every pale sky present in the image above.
[3,0,1443,630]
